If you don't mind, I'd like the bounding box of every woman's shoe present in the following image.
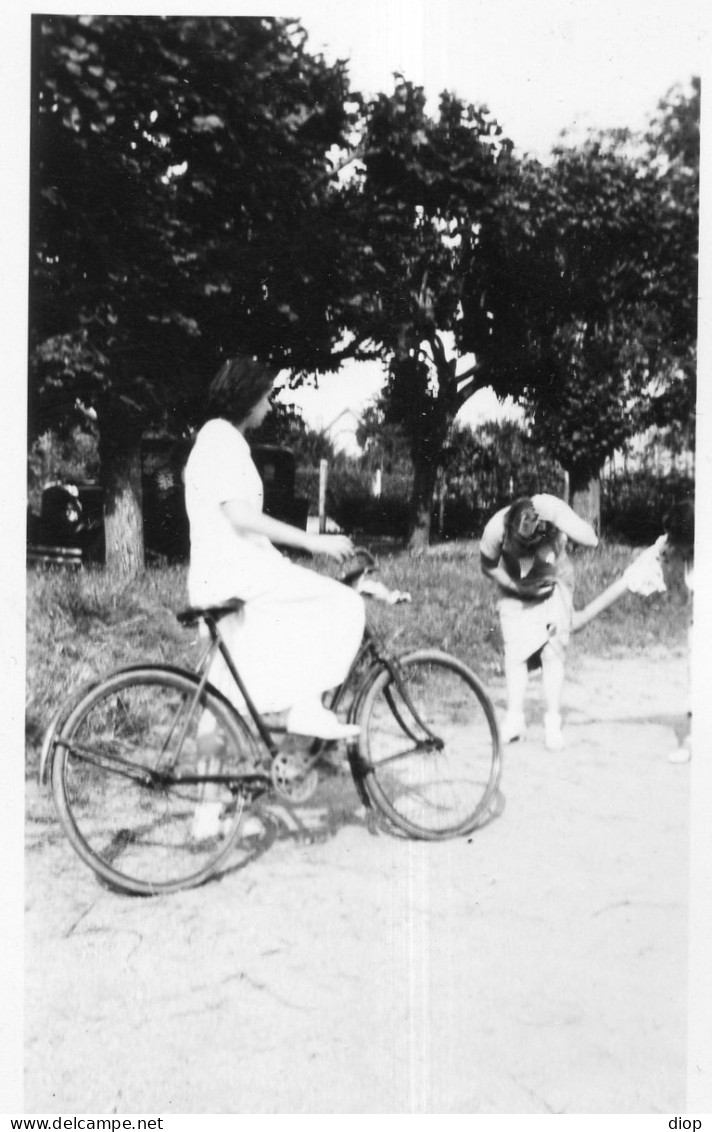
[668,735,691,763]
[501,711,526,744]
[286,704,360,741]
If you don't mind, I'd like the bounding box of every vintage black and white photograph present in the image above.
[7,0,710,1118]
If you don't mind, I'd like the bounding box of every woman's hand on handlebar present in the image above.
[307,533,356,563]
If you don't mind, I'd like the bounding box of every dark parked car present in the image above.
[27,440,309,567]
[27,482,105,567]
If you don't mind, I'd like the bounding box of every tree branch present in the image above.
[455,372,486,409]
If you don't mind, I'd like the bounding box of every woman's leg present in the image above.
[502,654,528,742]
[540,644,566,750]
[214,570,365,717]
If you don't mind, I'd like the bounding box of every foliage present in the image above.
[639,79,700,439]
[250,400,337,465]
[30,15,358,573]
[331,80,515,543]
[446,419,563,503]
[355,397,411,478]
[31,16,357,403]
[459,80,698,511]
[330,488,412,540]
[30,18,698,564]
[27,425,100,510]
[601,468,695,545]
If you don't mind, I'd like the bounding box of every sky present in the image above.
[273,0,705,445]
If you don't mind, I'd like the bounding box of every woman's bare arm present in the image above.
[221,499,355,563]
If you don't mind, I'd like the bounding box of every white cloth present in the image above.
[623,541,668,596]
[498,584,573,666]
[184,418,365,713]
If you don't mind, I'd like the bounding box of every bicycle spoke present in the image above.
[52,669,259,894]
[358,651,501,838]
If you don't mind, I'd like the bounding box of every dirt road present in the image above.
[24,652,692,1114]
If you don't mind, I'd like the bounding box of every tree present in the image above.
[355,398,410,479]
[29,15,356,575]
[460,85,699,529]
[445,419,563,507]
[250,400,336,465]
[640,79,699,449]
[331,80,515,547]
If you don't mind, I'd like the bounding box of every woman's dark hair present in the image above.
[505,497,546,545]
[663,499,695,550]
[207,356,279,425]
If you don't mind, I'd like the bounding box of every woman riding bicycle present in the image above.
[184,356,365,742]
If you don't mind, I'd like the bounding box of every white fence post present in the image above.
[318,459,328,534]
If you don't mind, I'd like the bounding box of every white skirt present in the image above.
[499,581,573,666]
[203,561,366,714]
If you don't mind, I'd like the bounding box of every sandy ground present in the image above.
[24,651,693,1115]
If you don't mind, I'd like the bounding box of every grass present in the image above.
[25,538,689,777]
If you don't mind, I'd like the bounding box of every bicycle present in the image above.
[40,550,502,896]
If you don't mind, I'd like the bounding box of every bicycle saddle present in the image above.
[176,598,245,626]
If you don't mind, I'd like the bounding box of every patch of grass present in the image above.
[356,537,688,672]
[26,538,689,776]
[26,564,197,766]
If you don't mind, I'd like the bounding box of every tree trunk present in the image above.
[99,421,145,579]
[408,455,438,550]
[569,469,601,535]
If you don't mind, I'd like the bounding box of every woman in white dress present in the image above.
[184,356,365,741]
[480,494,598,750]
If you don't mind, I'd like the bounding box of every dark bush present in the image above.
[331,489,411,538]
[601,470,695,545]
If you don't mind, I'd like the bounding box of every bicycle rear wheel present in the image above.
[51,667,260,895]
[357,650,501,839]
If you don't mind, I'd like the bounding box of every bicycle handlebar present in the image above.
[339,546,376,589]
[339,547,412,605]
[351,546,376,568]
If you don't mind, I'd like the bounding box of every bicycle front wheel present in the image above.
[357,650,501,839]
[51,667,259,895]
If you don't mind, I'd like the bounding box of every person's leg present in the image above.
[286,697,360,739]
[669,617,692,763]
[540,644,565,750]
[502,654,528,742]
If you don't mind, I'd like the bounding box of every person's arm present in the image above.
[532,494,599,547]
[480,555,533,597]
[221,498,354,563]
[479,508,533,597]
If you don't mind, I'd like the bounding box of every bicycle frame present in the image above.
[197,596,445,759]
[195,615,281,755]
[44,565,502,895]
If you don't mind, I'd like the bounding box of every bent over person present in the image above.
[184,356,365,743]
[480,494,598,751]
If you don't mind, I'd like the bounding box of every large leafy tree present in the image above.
[640,78,699,448]
[331,80,515,547]
[30,15,356,575]
[460,80,699,529]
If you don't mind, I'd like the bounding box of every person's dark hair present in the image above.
[207,356,279,425]
[505,497,546,546]
[663,498,695,551]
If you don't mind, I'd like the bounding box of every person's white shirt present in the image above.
[184,418,289,604]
